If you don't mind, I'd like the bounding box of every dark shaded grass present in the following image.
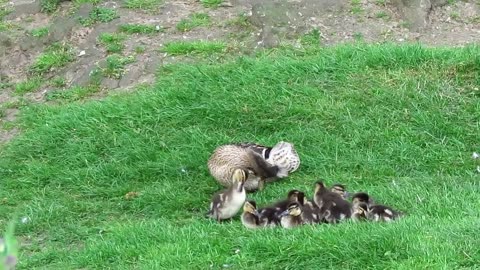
[0,44,479,269]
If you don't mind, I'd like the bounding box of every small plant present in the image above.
[101,54,135,79]
[118,24,161,34]
[98,33,125,54]
[200,0,223,8]
[80,7,118,26]
[134,45,146,54]
[14,77,43,94]
[162,41,226,55]
[123,0,163,11]
[40,0,60,13]
[176,13,211,32]
[351,0,363,14]
[51,76,67,88]
[0,222,18,270]
[353,32,364,41]
[450,12,460,20]
[375,11,388,19]
[29,43,74,75]
[30,27,49,37]
[226,12,251,28]
[300,28,321,46]
[375,0,386,6]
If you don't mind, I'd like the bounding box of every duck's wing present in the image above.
[267,141,301,173]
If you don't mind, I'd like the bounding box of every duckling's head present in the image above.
[243,200,259,215]
[279,202,302,217]
[351,192,370,205]
[287,189,306,204]
[232,168,248,183]
[331,184,349,199]
[314,181,327,194]
[353,201,369,215]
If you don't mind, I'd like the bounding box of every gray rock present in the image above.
[391,0,449,30]
[76,2,94,18]
[119,65,143,88]
[101,78,119,89]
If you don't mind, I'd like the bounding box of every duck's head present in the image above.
[351,192,370,205]
[314,181,327,194]
[331,183,349,199]
[279,202,302,217]
[243,200,259,216]
[353,201,369,215]
[286,189,306,204]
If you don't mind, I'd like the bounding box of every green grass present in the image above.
[176,13,211,32]
[29,43,74,75]
[46,85,100,102]
[14,77,43,94]
[123,0,163,11]
[1,44,480,269]
[375,11,389,19]
[351,0,363,14]
[101,54,135,79]
[98,33,125,54]
[118,23,161,34]
[200,0,223,8]
[40,0,60,13]
[79,7,118,26]
[30,27,49,38]
[300,29,321,46]
[162,40,227,55]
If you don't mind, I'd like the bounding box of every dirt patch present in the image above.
[1,0,479,143]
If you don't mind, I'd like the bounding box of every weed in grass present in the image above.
[176,13,211,32]
[118,24,160,34]
[351,0,362,14]
[14,77,43,94]
[1,44,480,269]
[123,0,163,11]
[375,0,386,5]
[79,7,118,26]
[450,12,460,20]
[30,27,49,37]
[29,43,74,75]
[200,0,223,8]
[101,54,135,79]
[162,41,226,55]
[226,12,252,29]
[134,45,146,54]
[98,33,125,54]
[46,85,100,102]
[353,32,364,41]
[0,0,12,20]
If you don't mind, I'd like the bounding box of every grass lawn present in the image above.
[0,44,479,269]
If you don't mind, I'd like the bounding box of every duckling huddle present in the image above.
[206,141,403,229]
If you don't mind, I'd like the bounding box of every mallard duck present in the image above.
[206,168,247,221]
[241,200,268,229]
[351,192,402,222]
[279,202,304,228]
[330,184,349,200]
[207,141,300,191]
[314,181,352,224]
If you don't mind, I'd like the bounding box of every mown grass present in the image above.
[1,44,480,269]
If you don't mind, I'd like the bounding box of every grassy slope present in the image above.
[1,44,479,269]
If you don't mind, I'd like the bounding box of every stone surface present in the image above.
[6,0,41,18]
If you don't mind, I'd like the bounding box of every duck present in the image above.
[258,189,304,226]
[207,141,300,191]
[313,181,352,224]
[241,200,268,229]
[279,202,305,228]
[351,201,369,222]
[330,183,349,200]
[206,168,247,221]
[351,192,403,222]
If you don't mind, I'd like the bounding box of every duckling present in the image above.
[351,192,402,222]
[207,141,300,191]
[331,183,349,200]
[241,200,268,229]
[351,201,369,222]
[314,181,352,224]
[279,202,305,228]
[206,169,247,221]
[258,189,304,226]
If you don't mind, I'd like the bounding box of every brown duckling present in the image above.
[279,202,305,228]
[331,183,349,200]
[241,200,268,229]
[351,201,369,222]
[207,141,300,191]
[262,189,305,225]
[351,192,402,222]
[206,169,247,221]
[314,181,352,224]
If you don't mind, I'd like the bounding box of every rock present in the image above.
[118,65,142,88]
[0,33,13,56]
[101,78,119,89]
[390,0,450,30]
[143,54,162,73]
[50,17,77,42]
[5,0,41,18]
